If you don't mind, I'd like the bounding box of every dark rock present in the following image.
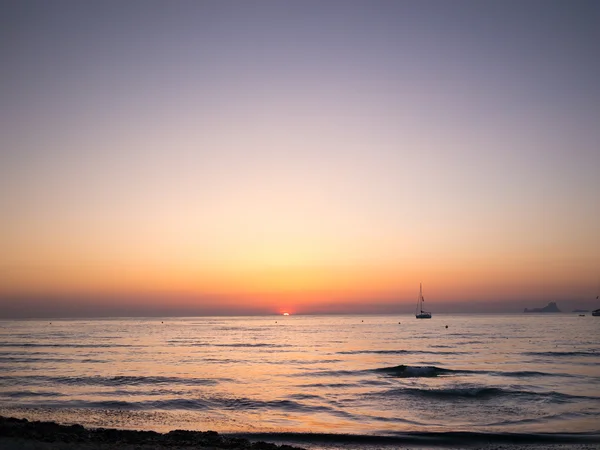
[524,302,561,313]
[0,415,305,449]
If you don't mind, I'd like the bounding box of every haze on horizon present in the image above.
[1,1,599,318]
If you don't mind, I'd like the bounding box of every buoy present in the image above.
[445,325,448,328]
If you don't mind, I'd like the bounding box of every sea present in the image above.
[1,314,599,449]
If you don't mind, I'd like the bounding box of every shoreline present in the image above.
[2,416,600,450]
[0,416,303,450]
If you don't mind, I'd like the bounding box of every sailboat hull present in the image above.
[416,313,432,319]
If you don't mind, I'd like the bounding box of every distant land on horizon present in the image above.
[524,302,561,313]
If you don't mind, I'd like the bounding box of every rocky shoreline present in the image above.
[3,415,600,450]
[0,416,303,450]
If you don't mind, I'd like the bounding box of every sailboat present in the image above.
[415,283,432,319]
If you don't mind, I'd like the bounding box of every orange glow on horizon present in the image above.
[2,255,597,313]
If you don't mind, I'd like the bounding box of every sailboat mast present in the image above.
[415,283,432,319]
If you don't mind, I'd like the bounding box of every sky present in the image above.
[1,1,599,317]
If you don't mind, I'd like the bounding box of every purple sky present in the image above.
[1,1,599,317]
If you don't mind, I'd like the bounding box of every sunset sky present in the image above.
[1,1,599,317]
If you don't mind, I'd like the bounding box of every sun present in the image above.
[282,312,290,316]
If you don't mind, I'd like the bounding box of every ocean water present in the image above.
[1,314,599,448]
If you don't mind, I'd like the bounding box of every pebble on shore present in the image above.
[0,416,304,450]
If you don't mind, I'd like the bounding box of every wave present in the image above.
[2,390,65,398]
[0,375,222,387]
[15,396,349,416]
[377,385,598,402]
[375,364,465,378]
[289,369,363,378]
[0,356,107,364]
[490,370,575,378]
[376,364,576,379]
[300,382,366,388]
[297,364,473,379]
[337,349,469,355]
[401,386,517,399]
[280,359,342,366]
[166,340,289,348]
[0,356,82,363]
[524,350,599,357]
[0,342,139,348]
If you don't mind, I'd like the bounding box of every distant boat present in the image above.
[415,283,432,319]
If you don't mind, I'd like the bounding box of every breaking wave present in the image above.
[375,364,464,377]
